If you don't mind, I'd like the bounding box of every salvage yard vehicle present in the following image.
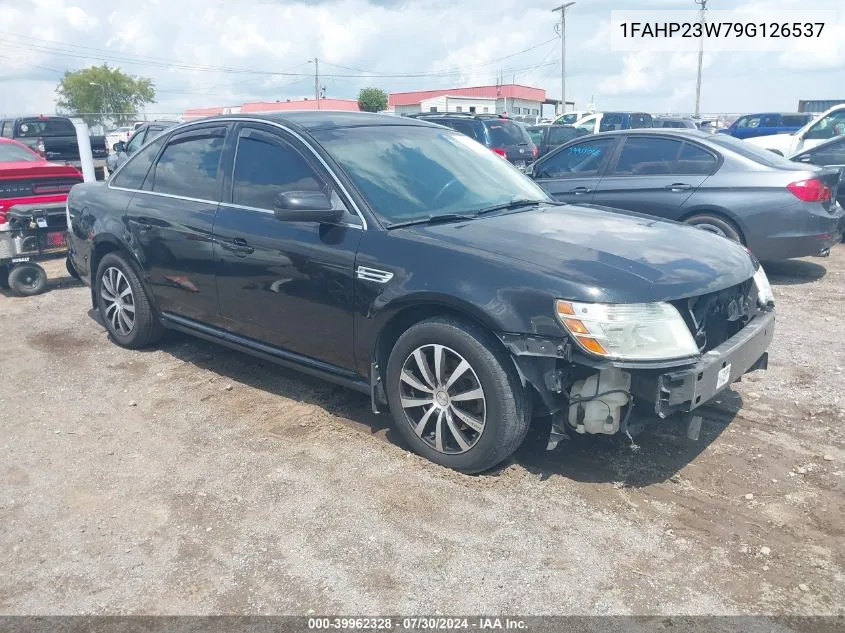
[746,104,845,156]
[715,112,813,140]
[0,115,109,180]
[529,129,844,260]
[67,112,775,473]
[107,120,179,172]
[0,137,82,294]
[789,135,845,210]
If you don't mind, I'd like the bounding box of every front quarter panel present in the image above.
[352,228,570,376]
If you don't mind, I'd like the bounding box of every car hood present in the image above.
[403,204,756,303]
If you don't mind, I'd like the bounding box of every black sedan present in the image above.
[67,113,775,473]
[528,129,844,260]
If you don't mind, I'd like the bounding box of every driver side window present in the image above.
[125,129,146,154]
[535,138,615,179]
[805,111,845,140]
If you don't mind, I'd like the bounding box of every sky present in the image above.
[0,0,843,119]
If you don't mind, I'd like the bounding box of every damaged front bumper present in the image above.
[501,309,775,431]
[629,310,775,418]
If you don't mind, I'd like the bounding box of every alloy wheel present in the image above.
[399,344,486,454]
[101,266,135,336]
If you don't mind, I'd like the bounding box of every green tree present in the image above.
[56,64,155,127]
[357,87,388,113]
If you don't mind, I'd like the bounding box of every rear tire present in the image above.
[7,263,47,296]
[385,317,529,473]
[685,213,743,244]
[95,252,163,349]
[0,266,9,290]
[65,257,80,280]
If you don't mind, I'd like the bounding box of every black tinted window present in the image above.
[112,136,165,190]
[444,120,481,141]
[781,114,812,127]
[233,133,322,209]
[536,138,615,179]
[152,131,224,200]
[485,121,528,146]
[15,118,75,137]
[548,126,579,144]
[677,142,717,175]
[807,138,845,165]
[612,137,682,175]
[630,113,653,129]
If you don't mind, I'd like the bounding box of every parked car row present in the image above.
[65,111,779,474]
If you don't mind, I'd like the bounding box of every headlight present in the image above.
[555,300,699,361]
[752,265,774,306]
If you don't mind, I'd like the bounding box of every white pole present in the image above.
[70,118,96,183]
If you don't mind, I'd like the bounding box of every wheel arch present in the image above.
[88,235,151,310]
[679,206,748,244]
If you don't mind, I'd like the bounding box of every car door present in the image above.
[123,122,227,323]
[213,122,362,372]
[796,109,845,153]
[589,135,712,221]
[794,137,845,207]
[531,136,618,203]
[754,114,780,138]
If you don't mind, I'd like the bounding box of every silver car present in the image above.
[107,120,179,173]
[529,129,844,260]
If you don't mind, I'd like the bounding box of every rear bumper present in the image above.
[747,203,844,260]
[630,310,775,417]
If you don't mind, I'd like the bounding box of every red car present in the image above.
[0,137,83,229]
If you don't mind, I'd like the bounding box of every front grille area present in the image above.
[0,177,82,199]
[673,280,756,353]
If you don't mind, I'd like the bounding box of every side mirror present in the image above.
[798,154,813,163]
[113,141,125,153]
[273,191,343,223]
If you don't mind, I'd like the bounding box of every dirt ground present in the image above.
[0,247,843,616]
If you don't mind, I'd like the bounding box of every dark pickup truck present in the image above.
[0,116,109,180]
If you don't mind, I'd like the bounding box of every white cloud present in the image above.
[0,0,842,118]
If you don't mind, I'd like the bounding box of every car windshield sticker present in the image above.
[569,146,601,156]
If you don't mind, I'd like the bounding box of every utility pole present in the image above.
[314,57,321,110]
[694,0,707,118]
[552,3,576,116]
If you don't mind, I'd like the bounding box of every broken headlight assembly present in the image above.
[555,300,699,361]
[752,265,774,307]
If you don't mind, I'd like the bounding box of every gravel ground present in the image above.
[0,247,843,615]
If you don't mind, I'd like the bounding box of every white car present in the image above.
[745,104,845,155]
[105,126,133,151]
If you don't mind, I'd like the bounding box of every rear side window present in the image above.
[444,119,482,141]
[535,138,616,179]
[485,121,528,146]
[629,113,653,129]
[781,114,812,127]
[15,118,75,137]
[111,137,165,190]
[151,129,225,200]
[548,126,579,144]
[612,137,683,175]
[232,130,323,210]
[677,142,717,175]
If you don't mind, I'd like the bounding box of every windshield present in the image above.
[708,134,802,168]
[15,118,76,138]
[314,125,550,225]
[0,143,40,162]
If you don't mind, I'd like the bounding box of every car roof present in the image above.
[212,111,436,132]
[589,128,711,138]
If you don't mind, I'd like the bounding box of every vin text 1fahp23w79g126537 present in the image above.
[66,112,775,473]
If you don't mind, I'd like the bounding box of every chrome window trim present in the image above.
[108,186,218,205]
[107,116,369,230]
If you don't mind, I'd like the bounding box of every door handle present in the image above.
[664,183,693,192]
[568,186,593,194]
[228,237,254,256]
[134,217,153,231]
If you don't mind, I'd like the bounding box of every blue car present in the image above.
[717,112,814,140]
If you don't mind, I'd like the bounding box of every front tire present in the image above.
[95,252,163,349]
[385,317,529,473]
